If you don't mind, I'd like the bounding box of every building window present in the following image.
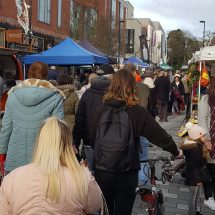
[57,0,62,27]
[70,1,81,39]
[84,7,97,36]
[119,2,124,21]
[111,0,116,29]
[38,0,51,24]
[126,29,134,54]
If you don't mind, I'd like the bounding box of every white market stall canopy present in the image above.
[191,46,215,62]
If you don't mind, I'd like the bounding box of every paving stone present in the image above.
[177,203,189,210]
[179,187,189,192]
[163,192,178,198]
[164,201,177,208]
[165,207,188,214]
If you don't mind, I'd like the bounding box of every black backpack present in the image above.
[93,105,135,172]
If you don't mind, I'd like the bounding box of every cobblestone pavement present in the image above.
[132,114,215,215]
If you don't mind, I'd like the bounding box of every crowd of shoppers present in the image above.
[1,60,213,215]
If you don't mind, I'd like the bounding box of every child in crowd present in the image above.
[179,122,213,215]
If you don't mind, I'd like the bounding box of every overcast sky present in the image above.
[128,0,215,38]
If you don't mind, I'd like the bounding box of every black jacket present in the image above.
[155,76,171,101]
[182,144,206,186]
[90,100,179,171]
[172,81,185,96]
[73,76,110,148]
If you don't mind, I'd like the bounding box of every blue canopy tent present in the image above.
[23,38,108,65]
[123,57,149,68]
[79,40,117,64]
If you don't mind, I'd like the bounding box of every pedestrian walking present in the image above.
[124,63,149,108]
[91,69,181,215]
[47,66,59,81]
[57,74,79,132]
[124,63,150,185]
[77,73,98,99]
[172,74,185,113]
[182,74,191,106]
[199,77,215,210]
[0,117,102,214]
[179,122,213,214]
[73,64,114,170]
[155,70,171,122]
[0,61,64,173]
[143,70,157,118]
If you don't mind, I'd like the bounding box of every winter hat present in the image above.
[185,122,206,140]
[96,64,115,76]
[175,74,181,78]
[142,70,154,78]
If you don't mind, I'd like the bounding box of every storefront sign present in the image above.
[6,29,22,43]
[0,28,5,48]
[6,33,44,53]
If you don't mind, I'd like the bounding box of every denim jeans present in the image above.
[188,185,201,215]
[83,145,94,172]
[138,136,149,185]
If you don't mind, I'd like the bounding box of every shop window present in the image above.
[111,0,116,29]
[38,0,51,24]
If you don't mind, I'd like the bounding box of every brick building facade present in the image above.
[71,0,127,58]
[0,0,70,52]
[0,0,127,57]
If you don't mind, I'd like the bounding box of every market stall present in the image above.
[177,46,214,137]
[23,38,108,66]
[123,56,149,68]
[79,40,117,64]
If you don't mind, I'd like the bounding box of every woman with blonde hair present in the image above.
[91,69,181,215]
[0,117,102,214]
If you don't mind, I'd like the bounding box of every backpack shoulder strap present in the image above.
[90,104,108,148]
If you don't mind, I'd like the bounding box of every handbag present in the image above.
[200,165,212,184]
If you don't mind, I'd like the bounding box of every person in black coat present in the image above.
[180,122,213,214]
[172,74,185,113]
[154,71,171,122]
[73,64,114,169]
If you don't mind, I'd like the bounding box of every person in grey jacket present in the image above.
[0,62,64,173]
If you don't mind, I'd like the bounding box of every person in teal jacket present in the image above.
[0,62,65,173]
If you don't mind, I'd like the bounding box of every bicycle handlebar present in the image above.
[139,155,180,164]
[139,156,185,184]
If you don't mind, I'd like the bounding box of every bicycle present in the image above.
[136,156,185,215]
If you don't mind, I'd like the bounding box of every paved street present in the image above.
[132,114,215,215]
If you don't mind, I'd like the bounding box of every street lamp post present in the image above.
[200,20,206,47]
[118,20,124,64]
